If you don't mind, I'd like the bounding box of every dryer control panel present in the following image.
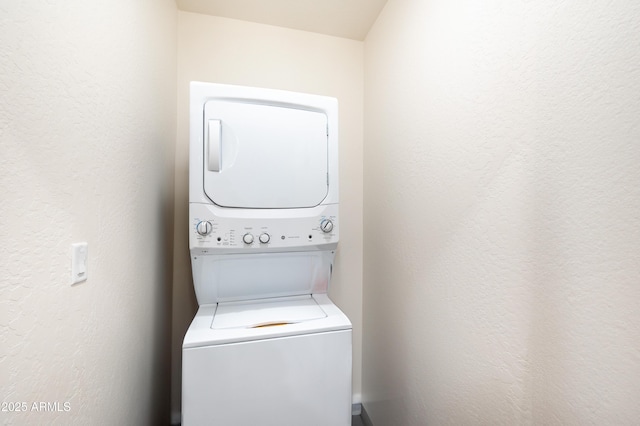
[190,203,338,254]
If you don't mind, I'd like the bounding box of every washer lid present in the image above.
[203,99,329,209]
[183,294,351,348]
[212,295,326,329]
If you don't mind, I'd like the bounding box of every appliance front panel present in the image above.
[190,251,335,304]
[182,330,352,426]
[189,202,338,255]
[203,99,328,209]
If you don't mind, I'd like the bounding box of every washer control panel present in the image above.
[190,203,338,253]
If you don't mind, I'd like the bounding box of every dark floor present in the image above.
[352,414,365,426]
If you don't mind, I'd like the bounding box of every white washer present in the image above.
[183,294,351,425]
[183,83,352,426]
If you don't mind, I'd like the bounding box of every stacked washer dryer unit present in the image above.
[182,82,352,426]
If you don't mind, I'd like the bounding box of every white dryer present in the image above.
[182,82,352,426]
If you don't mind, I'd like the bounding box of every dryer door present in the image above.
[203,99,329,209]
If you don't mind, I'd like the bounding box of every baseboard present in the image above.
[361,404,374,426]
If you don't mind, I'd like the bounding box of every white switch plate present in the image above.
[71,242,88,285]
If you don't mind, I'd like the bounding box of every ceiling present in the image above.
[176,0,388,41]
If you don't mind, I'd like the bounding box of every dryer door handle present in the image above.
[207,119,221,172]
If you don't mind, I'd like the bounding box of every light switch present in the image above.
[71,242,88,285]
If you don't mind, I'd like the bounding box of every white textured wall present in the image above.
[0,1,176,425]
[363,0,640,425]
[172,12,363,419]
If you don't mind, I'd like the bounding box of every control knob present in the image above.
[259,233,270,244]
[242,233,254,245]
[320,219,334,233]
[196,221,213,236]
